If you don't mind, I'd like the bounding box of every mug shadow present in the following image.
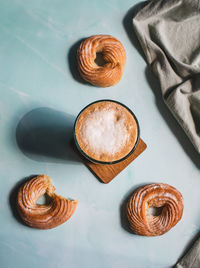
[16,107,81,164]
[123,2,147,61]
[67,38,92,86]
[9,175,37,227]
[120,182,150,234]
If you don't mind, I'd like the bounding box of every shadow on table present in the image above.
[16,107,81,164]
[123,3,200,170]
[9,175,38,227]
[120,183,149,234]
[145,68,200,170]
[123,2,147,61]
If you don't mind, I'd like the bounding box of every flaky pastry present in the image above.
[77,35,126,87]
[17,175,78,229]
[126,183,183,236]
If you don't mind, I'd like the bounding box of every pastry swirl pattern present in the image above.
[77,35,126,87]
[17,175,78,229]
[126,183,183,236]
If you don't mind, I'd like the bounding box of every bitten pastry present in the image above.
[17,175,78,229]
[126,183,183,236]
[77,35,126,87]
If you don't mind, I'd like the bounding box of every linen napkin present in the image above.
[175,238,200,268]
[133,0,200,153]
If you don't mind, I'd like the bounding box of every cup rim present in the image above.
[73,99,140,165]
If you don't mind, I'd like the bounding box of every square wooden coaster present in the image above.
[81,138,147,183]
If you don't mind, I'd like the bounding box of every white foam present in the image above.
[80,108,129,157]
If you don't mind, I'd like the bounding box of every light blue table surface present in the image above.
[1,0,200,267]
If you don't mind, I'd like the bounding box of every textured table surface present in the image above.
[0,0,200,267]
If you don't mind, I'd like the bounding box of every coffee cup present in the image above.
[74,100,140,164]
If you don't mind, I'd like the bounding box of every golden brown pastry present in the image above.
[126,183,183,236]
[17,175,78,229]
[77,35,126,87]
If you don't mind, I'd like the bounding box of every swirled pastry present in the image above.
[77,35,126,87]
[126,183,183,236]
[17,175,78,229]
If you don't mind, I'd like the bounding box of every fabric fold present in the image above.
[133,0,200,152]
[176,238,200,268]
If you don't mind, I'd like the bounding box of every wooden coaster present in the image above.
[81,138,147,183]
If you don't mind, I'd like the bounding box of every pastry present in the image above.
[77,35,126,87]
[126,183,183,236]
[17,175,78,229]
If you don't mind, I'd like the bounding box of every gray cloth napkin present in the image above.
[176,238,200,268]
[133,0,200,153]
